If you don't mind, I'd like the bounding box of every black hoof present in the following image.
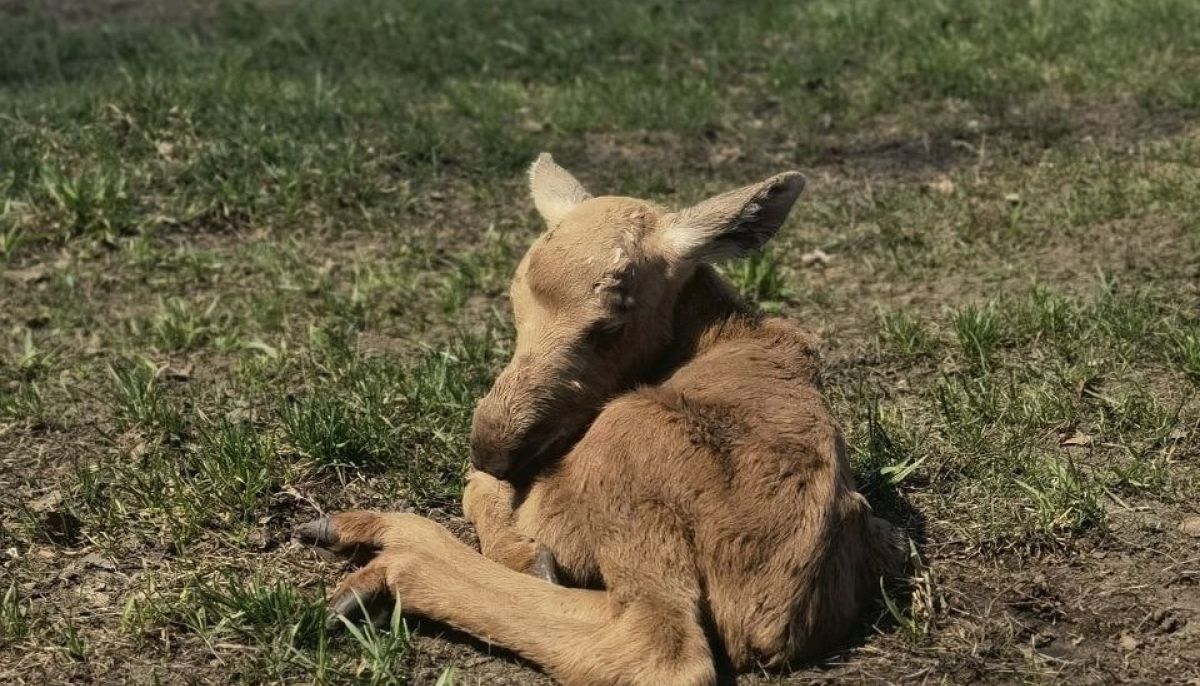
[327,589,392,630]
[295,517,338,548]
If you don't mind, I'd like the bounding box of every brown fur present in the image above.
[299,154,905,686]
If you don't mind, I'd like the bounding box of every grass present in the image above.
[147,297,219,351]
[1,0,1198,684]
[951,302,1004,366]
[723,249,794,313]
[0,585,31,646]
[878,309,934,357]
[334,599,411,686]
[1170,326,1200,380]
[106,356,182,432]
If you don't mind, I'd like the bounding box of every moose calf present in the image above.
[298,154,905,685]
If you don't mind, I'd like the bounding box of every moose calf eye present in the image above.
[585,319,625,349]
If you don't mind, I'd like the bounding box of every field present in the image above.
[1,0,1199,683]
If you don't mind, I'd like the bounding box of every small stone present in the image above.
[1060,432,1093,448]
[28,489,63,513]
[800,249,832,268]
[1178,516,1200,538]
[247,527,273,551]
[1118,634,1140,652]
[78,552,116,571]
[924,176,957,196]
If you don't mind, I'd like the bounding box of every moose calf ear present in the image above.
[657,172,805,263]
[529,153,592,229]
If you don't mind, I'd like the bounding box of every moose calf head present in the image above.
[470,154,806,478]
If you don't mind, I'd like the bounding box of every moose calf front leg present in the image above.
[462,471,558,583]
[299,511,717,686]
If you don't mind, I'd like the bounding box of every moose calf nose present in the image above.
[470,405,512,478]
[470,435,511,478]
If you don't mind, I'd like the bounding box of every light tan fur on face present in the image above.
[302,154,906,686]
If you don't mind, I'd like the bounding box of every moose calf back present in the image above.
[517,303,904,670]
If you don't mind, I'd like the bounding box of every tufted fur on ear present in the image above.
[656,172,806,263]
[528,153,592,228]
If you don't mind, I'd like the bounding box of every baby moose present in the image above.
[297,154,905,686]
